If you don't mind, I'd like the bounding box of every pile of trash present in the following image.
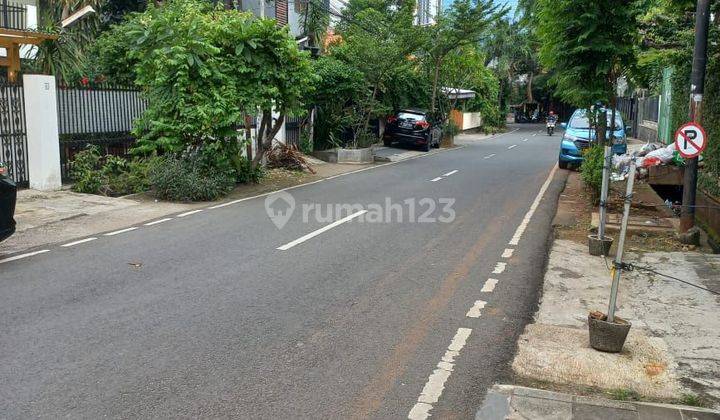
[266,143,316,173]
[611,142,695,181]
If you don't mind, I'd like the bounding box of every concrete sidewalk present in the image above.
[506,170,720,411]
[477,385,720,419]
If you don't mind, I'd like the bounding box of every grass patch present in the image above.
[677,393,710,408]
[608,388,641,401]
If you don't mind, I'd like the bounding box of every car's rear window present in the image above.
[398,112,425,121]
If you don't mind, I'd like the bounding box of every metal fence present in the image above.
[57,83,147,179]
[639,96,660,123]
[617,97,638,135]
[0,80,28,186]
[0,0,25,30]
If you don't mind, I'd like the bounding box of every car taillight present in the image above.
[415,121,430,129]
[0,166,5,176]
[387,116,397,123]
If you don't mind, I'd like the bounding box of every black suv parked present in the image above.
[0,162,17,243]
[383,109,442,152]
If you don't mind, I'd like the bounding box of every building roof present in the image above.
[442,87,476,100]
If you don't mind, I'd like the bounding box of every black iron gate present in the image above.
[0,80,28,186]
[285,115,303,147]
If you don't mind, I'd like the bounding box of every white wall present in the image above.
[23,74,62,191]
[461,112,482,130]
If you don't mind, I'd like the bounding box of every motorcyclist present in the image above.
[547,110,558,123]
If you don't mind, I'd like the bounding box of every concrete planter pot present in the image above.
[337,147,373,164]
[588,313,631,353]
[311,147,374,164]
[588,234,613,256]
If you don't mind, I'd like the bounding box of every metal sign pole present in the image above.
[607,160,636,323]
[680,0,711,233]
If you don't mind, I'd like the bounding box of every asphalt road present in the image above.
[0,124,568,419]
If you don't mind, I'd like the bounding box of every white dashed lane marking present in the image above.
[465,300,487,318]
[508,144,517,149]
[492,262,507,274]
[483,154,496,159]
[277,210,368,251]
[430,177,443,182]
[0,249,50,264]
[481,278,498,293]
[144,218,173,226]
[509,164,558,246]
[442,170,458,177]
[177,209,203,218]
[61,237,98,247]
[501,248,514,258]
[523,138,528,142]
[104,227,138,236]
[408,328,473,420]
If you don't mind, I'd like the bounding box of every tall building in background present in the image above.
[415,0,441,25]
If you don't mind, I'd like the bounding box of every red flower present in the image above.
[80,76,90,86]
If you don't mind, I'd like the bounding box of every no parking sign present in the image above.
[674,122,707,158]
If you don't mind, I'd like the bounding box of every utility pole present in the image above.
[679,0,711,233]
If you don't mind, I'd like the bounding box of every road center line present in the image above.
[430,177,443,182]
[442,170,458,177]
[144,218,173,226]
[508,144,517,149]
[408,327,472,420]
[61,237,98,247]
[177,209,203,218]
[483,154,496,159]
[277,210,368,251]
[0,249,50,264]
[501,248,514,258]
[466,300,487,318]
[481,278,498,293]
[104,227,138,236]
[509,164,559,246]
[492,262,506,274]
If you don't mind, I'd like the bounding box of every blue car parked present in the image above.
[558,109,628,169]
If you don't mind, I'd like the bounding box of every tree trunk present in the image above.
[361,83,380,142]
[252,111,285,169]
[244,114,253,159]
[526,71,534,103]
[430,57,441,113]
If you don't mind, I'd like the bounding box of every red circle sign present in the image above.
[674,122,707,158]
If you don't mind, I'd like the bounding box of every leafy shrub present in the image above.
[70,146,154,196]
[149,152,236,202]
[300,132,313,155]
[581,145,604,202]
[236,156,265,183]
[70,146,104,194]
[442,121,460,138]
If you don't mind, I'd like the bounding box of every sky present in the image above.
[442,0,518,15]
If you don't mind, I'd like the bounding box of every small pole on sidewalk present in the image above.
[597,108,610,240]
[607,160,636,323]
[679,0,711,233]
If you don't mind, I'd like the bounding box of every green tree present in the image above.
[536,0,646,108]
[418,0,505,112]
[97,0,316,168]
[331,0,420,146]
